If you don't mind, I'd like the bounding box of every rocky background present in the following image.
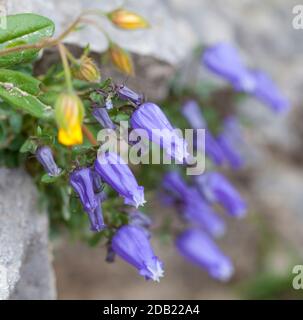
[1,0,303,299]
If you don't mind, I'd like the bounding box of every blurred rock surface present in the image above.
[0,168,56,300]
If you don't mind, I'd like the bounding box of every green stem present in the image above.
[58,43,73,93]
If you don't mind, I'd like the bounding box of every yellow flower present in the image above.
[109,43,134,76]
[55,92,84,146]
[72,56,101,83]
[108,9,150,30]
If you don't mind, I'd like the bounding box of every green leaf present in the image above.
[19,139,37,153]
[0,13,55,67]
[0,69,53,118]
[0,69,41,94]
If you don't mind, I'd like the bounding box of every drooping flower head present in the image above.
[109,43,134,76]
[196,172,247,218]
[216,116,245,170]
[176,229,234,281]
[202,42,256,92]
[72,56,101,83]
[116,85,143,106]
[70,168,106,232]
[92,107,116,130]
[88,193,106,232]
[162,172,225,238]
[183,188,226,238]
[107,9,150,30]
[69,168,98,214]
[181,100,225,166]
[36,146,61,176]
[111,225,164,282]
[249,70,289,112]
[55,92,84,146]
[94,151,145,208]
[131,102,189,162]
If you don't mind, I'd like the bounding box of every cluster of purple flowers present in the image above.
[35,43,288,283]
[202,42,289,112]
[162,170,245,281]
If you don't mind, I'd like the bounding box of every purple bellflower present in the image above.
[131,102,189,162]
[111,225,164,282]
[36,146,61,176]
[176,229,234,281]
[196,172,247,218]
[202,42,256,92]
[181,100,225,165]
[70,168,106,232]
[94,152,145,208]
[249,70,289,112]
[162,172,225,237]
[116,85,144,105]
[184,188,226,238]
[92,107,116,130]
[216,116,245,169]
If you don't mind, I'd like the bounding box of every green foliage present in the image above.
[0,13,55,67]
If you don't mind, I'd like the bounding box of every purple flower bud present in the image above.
[162,172,225,237]
[196,172,247,218]
[131,102,189,162]
[217,117,244,169]
[249,70,289,112]
[69,168,98,214]
[112,225,164,282]
[92,107,116,130]
[117,85,143,105]
[176,229,234,281]
[36,146,62,176]
[181,100,225,165]
[94,152,145,208]
[88,193,106,232]
[202,43,256,92]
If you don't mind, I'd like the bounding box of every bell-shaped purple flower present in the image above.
[131,102,189,162]
[70,168,106,232]
[69,168,98,213]
[162,172,225,237]
[196,172,247,218]
[181,100,225,165]
[216,117,244,169]
[202,43,256,92]
[36,146,62,176]
[112,225,164,282]
[176,229,234,281]
[92,107,116,130]
[249,70,289,112]
[116,85,143,105]
[94,152,145,208]
[184,188,225,238]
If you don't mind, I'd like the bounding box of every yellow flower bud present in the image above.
[72,56,101,83]
[55,92,84,146]
[108,9,150,30]
[109,43,134,76]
